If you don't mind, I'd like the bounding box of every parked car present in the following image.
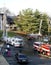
[15,53,29,63]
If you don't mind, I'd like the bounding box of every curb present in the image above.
[39,54,51,59]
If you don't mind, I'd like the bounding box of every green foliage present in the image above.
[41,13,48,35]
[14,8,48,35]
[0,31,17,37]
[0,30,3,37]
[8,32,16,37]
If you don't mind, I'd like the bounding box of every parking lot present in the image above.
[1,37,51,65]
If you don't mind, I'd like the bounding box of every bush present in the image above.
[0,30,3,38]
[8,31,16,37]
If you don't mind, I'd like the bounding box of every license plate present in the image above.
[22,60,26,61]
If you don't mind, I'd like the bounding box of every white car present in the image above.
[2,36,11,43]
[43,38,48,42]
[10,37,24,47]
[10,37,15,45]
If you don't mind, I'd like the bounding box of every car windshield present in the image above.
[15,40,23,44]
[34,43,40,46]
[19,41,23,44]
[19,55,27,58]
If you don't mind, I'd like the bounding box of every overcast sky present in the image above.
[0,0,51,16]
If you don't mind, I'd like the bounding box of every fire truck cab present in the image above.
[33,41,50,56]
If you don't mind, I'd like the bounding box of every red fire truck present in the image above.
[33,42,50,56]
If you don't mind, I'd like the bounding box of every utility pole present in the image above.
[48,19,51,36]
[39,19,42,35]
[2,11,7,37]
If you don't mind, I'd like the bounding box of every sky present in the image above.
[0,0,51,16]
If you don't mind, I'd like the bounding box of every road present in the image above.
[1,38,51,65]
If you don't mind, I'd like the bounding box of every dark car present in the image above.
[15,53,29,63]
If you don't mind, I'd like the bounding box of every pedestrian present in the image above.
[7,49,11,57]
[5,49,8,56]
[6,44,10,50]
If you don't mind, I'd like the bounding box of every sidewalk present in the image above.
[0,55,9,65]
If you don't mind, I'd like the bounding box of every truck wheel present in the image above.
[38,51,40,54]
[42,51,45,55]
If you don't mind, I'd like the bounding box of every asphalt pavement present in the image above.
[1,38,51,65]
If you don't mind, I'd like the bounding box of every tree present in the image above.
[15,8,35,33]
[41,13,48,35]
[14,8,48,35]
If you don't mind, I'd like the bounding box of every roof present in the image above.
[34,42,43,44]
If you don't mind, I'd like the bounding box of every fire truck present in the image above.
[33,42,51,56]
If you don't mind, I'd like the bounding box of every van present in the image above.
[10,37,24,47]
